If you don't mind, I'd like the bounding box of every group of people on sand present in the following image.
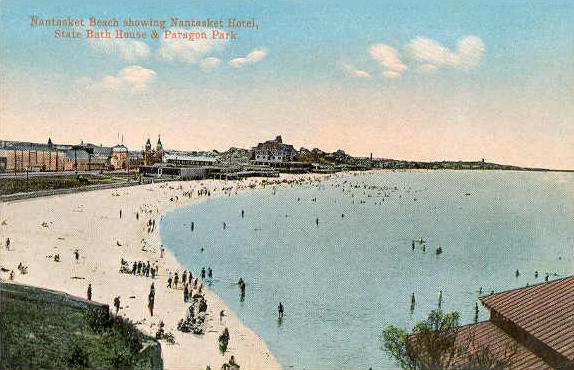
[168,269,206,304]
[16,262,28,275]
[178,283,209,334]
[206,355,240,370]
[121,258,159,279]
[147,218,157,234]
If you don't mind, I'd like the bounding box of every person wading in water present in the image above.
[278,302,284,319]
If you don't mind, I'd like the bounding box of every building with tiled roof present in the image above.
[455,276,574,369]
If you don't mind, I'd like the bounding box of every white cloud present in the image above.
[369,44,408,73]
[200,57,222,72]
[158,30,224,64]
[89,39,150,61]
[382,70,402,79]
[85,65,156,93]
[229,48,268,68]
[406,35,485,70]
[342,63,370,78]
[417,63,438,73]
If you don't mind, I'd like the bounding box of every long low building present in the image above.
[0,140,129,172]
[0,140,66,172]
[163,153,218,166]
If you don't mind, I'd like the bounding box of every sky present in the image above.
[1,0,573,169]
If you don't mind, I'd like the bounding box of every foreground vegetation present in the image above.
[0,175,124,195]
[0,283,161,370]
[382,310,515,370]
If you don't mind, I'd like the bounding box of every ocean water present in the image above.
[161,171,574,369]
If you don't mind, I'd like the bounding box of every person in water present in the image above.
[278,302,284,319]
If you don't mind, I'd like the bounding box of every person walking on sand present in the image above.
[120,209,122,219]
[74,249,80,262]
[167,274,173,288]
[174,272,179,288]
[87,284,92,301]
[113,296,121,314]
[5,238,10,250]
[278,302,284,319]
[148,291,155,317]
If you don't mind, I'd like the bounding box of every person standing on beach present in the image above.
[5,238,10,250]
[120,209,122,218]
[183,284,189,302]
[114,296,121,314]
[148,291,155,317]
[87,284,92,301]
[174,272,179,289]
[74,249,80,262]
[167,274,173,288]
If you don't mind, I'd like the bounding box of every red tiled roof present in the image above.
[453,321,551,369]
[480,276,574,361]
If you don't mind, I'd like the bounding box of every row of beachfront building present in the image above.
[0,135,302,173]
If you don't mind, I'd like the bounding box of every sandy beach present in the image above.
[0,174,329,370]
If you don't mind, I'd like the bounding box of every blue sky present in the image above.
[1,0,573,168]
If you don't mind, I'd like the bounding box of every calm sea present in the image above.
[161,170,574,369]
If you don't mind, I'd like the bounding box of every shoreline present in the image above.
[0,174,331,369]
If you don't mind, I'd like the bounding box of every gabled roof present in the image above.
[480,276,574,362]
[453,321,551,369]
